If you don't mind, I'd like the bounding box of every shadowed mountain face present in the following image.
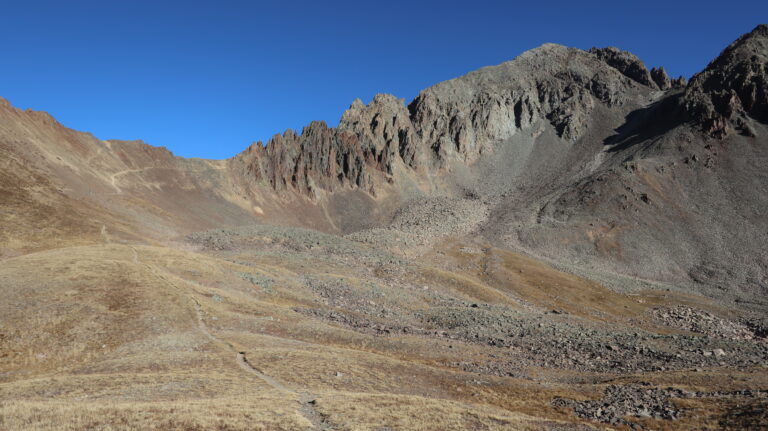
[1,25,767,431]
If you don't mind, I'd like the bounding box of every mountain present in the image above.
[1,25,766,431]
[8,25,763,299]
[231,26,768,302]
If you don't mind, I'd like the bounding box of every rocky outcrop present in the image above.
[337,94,420,171]
[671,75,688,88]
[239,122,372,195]
[650,66,688,91]
[683,24,768,137]
[408,44,651,162]
[236,95,418,197]
[589,47,657,88]
[589,48,688,92]
[651,66,672,90]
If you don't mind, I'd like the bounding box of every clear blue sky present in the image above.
[1,1,765,159]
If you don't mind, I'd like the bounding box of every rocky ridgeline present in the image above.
[589,47,686,90]
[233,94,417,197]
[409,43,651,158]
[234,41,692,196]
[684,24,768,137]
[234,26,767,198]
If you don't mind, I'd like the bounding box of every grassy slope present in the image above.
[1,233,765,430]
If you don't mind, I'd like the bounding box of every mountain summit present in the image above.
[684,24,768,137]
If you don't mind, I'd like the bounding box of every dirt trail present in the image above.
[108,164,228,194]
[130,246,331,430]
[109,168,150,193]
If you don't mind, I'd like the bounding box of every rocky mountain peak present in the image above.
[588,47,685,91]
[406,43,656,163]
[683,24,768,137]
[589,46,657,88]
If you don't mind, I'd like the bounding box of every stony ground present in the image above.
[181,221,768,430]
[1,217,766,430]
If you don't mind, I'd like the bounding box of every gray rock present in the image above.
[683,24,768,137]
[589,46,657,88]
[651,66,672,90]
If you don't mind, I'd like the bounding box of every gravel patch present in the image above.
[652,305,757,340]
[552,383,686,427]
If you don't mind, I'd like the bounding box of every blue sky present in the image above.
[1,1,765,159]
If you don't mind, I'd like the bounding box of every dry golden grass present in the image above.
[0,397,308,431]
[1,240,762,430]
[315,392,547,431]
[430,238,732,328]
